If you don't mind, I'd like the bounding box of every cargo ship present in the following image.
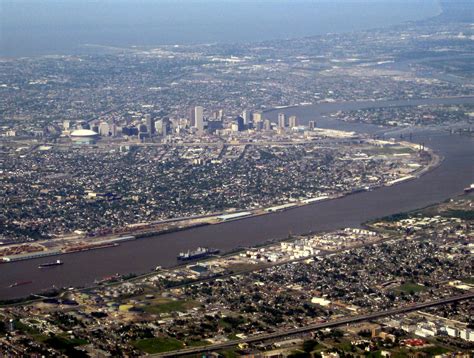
[177,247,219,261]
[9,280,32,288]
[38,259,63,268]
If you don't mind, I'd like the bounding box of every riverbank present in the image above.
[0,137,439,267]
[1,98,472,301]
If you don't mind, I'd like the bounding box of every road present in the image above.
[153,292,474,357]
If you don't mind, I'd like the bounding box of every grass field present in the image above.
[442,209,474,220]
[393,281,426,294]
[133,337,184,354]
[225,262,262,273]
[364,146,414,155]
[142,298,197,314]
[461,277,474,285]
[186,340,210,347]
[422,346,450,355]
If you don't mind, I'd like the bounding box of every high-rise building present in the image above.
[138,123,147,134]
[145,115,155,135]
[235,116,245,131]
[80,122,90,130]
[278,113,286,128]
[264,119,272,131]
[98,122,110,136]
[194,106,204,134]
[289,115,298,128]
[163,118,171,136]
[155,119,170,136]
[252,112,263,123]
[189,107,196,127]
[154,120,163,135]
[242,110,252,125]
[110,123,118,137]
[63,120,70,131]
[309,120,316,130]
[122,126,139,136]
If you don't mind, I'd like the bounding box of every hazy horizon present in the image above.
[0,0,443,57]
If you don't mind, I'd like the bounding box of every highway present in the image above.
[153,292,474,357]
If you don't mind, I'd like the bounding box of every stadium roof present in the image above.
[70,129,99,137]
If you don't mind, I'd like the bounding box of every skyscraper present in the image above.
[278,113,286,128]
[264,119,272,131]
[98,122,110,136]
[309,120,316,130]
[145,115,155,135]
[189,107,196,127]
[110,123,118,137]
[242,110,251,125]
[252,112,263,123]
[194,106,204,134]
[235,116,245,131]
[289,115,298,128]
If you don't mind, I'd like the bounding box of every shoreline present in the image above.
[0,138,441,266]
[2,94,472,301]
[0,142,445,304]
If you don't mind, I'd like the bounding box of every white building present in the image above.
[98,122,110,136]
[194,106,204,134]
[278,113,286,128]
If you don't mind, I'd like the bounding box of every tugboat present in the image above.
[177,247,220,261]
[38,259,64,269]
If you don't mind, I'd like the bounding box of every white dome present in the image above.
[70,129,99,137]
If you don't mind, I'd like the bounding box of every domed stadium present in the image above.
[70,129,99,143]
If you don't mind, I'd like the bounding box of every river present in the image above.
[1,96,473,300]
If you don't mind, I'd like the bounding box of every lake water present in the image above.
[1,0,441,57]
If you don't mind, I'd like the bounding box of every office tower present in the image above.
[252,112,263,123]
[189,107,196,127]
[122,126,139,136]
[154,120,163,135]
[80,122,91,130]
[242,110,251,125]
[162,118,171,136]
[145,115,155,135]
[194,106,204,134]
[98,122,110,136]
[138,123,147,134]
[289,115,298,128]
[110,123,118,137]
[63,120,70,131]
[155,119,169,136]
[207,120,223,133]
[278,113,286,128]
[218,109,224,121]
[309,120,316,130]
[264,119,272,131]
[235,116,245,131]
